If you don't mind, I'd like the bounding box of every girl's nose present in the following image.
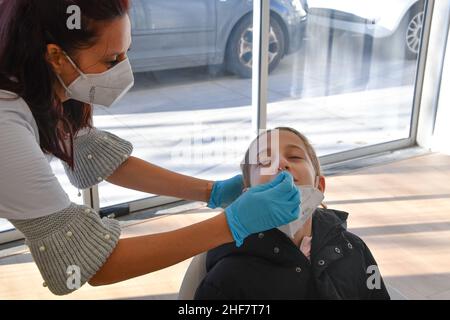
[278,157,290,171]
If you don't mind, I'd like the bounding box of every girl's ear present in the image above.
[317,176,326,193]
[317,176,327,209]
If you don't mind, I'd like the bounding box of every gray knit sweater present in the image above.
[62,128,133,190]
[1,91,133,295]
[10,203,121,295]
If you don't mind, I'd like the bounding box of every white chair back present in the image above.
[178,252,208,300]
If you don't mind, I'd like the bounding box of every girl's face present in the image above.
[247,130,326,192]
[46,15,132,101]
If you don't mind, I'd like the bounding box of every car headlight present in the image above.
[291,0,307,15]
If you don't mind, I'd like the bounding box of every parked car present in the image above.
[307,0,426,59]
[128,0,308,78]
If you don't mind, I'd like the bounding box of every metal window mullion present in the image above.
[252,0,270,133]
[83,112,101,212]
[416,0,450,148]
[411,0,436,144]
[82,185,100,212]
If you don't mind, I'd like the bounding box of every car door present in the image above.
[129,0,217,72]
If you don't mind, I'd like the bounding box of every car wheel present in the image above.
[226,14,286,78]
[391,1,425,60]
[405,9,425,59]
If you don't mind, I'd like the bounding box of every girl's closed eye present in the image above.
[289,155,304,161]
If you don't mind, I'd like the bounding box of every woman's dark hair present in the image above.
[0,0,130,168]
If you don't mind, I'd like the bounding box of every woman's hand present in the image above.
[224,171,300,247]
[208,174,244,209]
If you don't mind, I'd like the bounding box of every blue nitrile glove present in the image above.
[225,171,301,247]
[208,174,244,209]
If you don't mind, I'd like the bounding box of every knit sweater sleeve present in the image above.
[9,203,121,296]
[62,128,133,190]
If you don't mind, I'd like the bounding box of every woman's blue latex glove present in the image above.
[225,171,301,247]
[208,174,244,209]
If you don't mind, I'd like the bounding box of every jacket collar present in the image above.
[311,208,348,254]
[206,208,349,271]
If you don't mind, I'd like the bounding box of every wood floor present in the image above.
[1,153,449,300]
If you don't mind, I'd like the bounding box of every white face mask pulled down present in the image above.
[278,179,324,239]
[56,53,135,107]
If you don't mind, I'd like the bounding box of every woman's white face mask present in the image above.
[56,53,134,107]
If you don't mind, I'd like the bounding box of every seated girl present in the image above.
[194,127,390,300]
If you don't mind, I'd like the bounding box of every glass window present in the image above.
[267,0,427,157]
[0,219,12,235]
[96,0,257,207]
